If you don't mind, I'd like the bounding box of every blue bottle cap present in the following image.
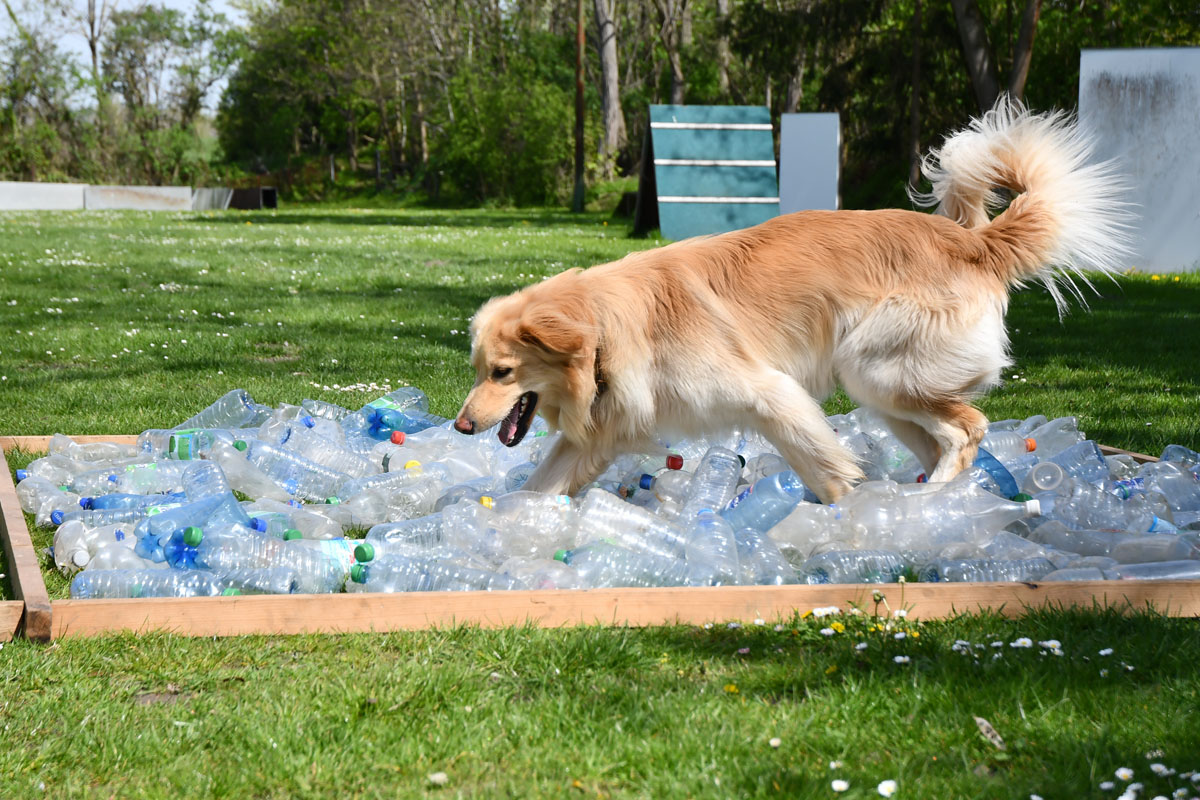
[639,474,654,490]
[250,517,267,532]
[15,469,28,481]
[80,497,91,509]
[51,509,65,525]
[107,474,119,483]
[301,415,316,428]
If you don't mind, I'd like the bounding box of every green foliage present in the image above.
[435,61,577,206]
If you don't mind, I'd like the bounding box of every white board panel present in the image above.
[1079,48,1200,273]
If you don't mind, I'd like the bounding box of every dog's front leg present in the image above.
[521,436,613,497]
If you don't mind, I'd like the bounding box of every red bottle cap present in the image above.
[390,430,406,445]
[666,454,683,470]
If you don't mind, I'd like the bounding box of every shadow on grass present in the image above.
[187,208,631,233]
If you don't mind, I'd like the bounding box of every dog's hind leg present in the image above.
[748,370,866,503]
[874,413,942,478]
[898,398,989,483]
[521,436,615,497]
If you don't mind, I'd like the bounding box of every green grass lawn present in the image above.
[2,207,1199,799]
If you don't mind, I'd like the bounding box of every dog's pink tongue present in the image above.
[498,401,521,444]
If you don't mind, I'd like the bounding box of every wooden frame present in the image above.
[2,436,1197,642]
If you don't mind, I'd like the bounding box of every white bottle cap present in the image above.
[72,550,91,568]
[1024,498,1041,516]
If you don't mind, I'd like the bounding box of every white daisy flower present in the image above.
[877,779,897,797]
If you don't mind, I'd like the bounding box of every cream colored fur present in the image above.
[454,98,1131,503]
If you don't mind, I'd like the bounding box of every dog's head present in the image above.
[455,282,599,447]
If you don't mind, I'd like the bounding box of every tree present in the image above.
[950,0,1042,112]
[593,0,626,177]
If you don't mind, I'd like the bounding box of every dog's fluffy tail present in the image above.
[912,96,1133,314]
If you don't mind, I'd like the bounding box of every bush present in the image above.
[434,61,577,206]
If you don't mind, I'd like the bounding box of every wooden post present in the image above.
[0,445,52,641]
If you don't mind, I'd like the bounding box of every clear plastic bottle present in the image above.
[679,446,743,519]
[136,428,242,460]
[73,461,193,496]
[800,550,908,584]
[348,554,524,592]
[1015,415,1050,436]
[357,513,445,562]
[1047,440,1109,485]
[16,474,68,514]
[336,462,452,499]
[82,539,161,571]
[384,472,455,520]
[206,440,293,502]
[573,488,689,561]
[978,431,1037,463]
[1041,567,1114,581]
[502,460,537,492]
[238,439,353,502]
[70,568,230,599]
[172,388,269,431]
[301,397,353,422]
[164,525,347,593]
[48,434,139,462]
[1033,480,1177,534]
[212,566,299,595]
[258,418,379,479]
[768,503,847,564]
[53,521,139,573]
[554,541,691,588]
[16,455,84,486]
[840,480,1041,550]
[1025,519,1129,558]
[245,498,345,540]
[918,557,1056,582]
[434,476,497,512]
[1108,535,1200,564]
[684,511,741,586]
[314,491,391,529]
[182,462,255,527]
[720,470,806,532]
[1137,461,1200,512]
[54,500,185,529]
[1108,560,1200,580]
[1026,416,1084,458]
[733,527,798,585]
[34,487,85,528]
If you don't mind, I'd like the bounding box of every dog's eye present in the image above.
[491,367,512,379]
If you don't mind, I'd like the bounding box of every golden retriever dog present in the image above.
[453,99,1129,503]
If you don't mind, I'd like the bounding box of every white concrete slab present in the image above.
[84,185,193,211]
[0,181,85,210]
[1080,48,1200,273]
[192,188,233,210]
[779,113,840,213]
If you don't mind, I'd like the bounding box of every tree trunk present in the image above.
[1007,0,1042,101]
[594,0,627,178]
[949,0,1000,112]
[573,0,587,212]
[346,107,358,172]
[783,51,805,114]
[715,0,731,97]
[653,0,687,104]
[908,0,923,189]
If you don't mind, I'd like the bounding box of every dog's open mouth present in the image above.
[498,391,538,447]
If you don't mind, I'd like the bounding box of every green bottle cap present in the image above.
[350,563,366,583]
[221,587,241,596]
[182,526,203,546]
[354,542,376,562]
[233,440,248,452]
[325,497,341,505]
[1011,492,1034,502]
[282,529,303,541]
[553,549,568,563]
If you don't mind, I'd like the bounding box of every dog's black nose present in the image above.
[454,416,475,435]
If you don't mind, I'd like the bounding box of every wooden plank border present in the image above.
[3,435,1196,641]
[0,444,52,640]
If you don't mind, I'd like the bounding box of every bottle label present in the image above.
[368,397,401,410]
[126,463,158,473]
[727,486,753,510]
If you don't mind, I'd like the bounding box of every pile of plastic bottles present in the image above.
[12,387,1200,599]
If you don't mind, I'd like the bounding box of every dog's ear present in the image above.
[517,305,589,357]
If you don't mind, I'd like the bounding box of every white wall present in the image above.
[1079,48,1200,273]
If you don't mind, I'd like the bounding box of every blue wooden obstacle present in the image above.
[642,105,780,241]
